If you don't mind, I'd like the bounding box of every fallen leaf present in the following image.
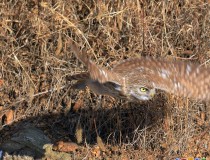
[1,109,14,125]
[73,99,83,112]
[5,109,14,124]
[0,79,3,86]
[53,141,78,152]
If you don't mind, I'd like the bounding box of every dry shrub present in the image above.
[0,0,209,159]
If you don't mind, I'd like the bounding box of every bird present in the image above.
[67,40,210,101]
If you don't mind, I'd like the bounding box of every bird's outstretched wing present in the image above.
[68,39,122,85]
[113,58,210,100]
[68,39,210,101]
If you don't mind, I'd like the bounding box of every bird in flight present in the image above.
[67,40,210,101]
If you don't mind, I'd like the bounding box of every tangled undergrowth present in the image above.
[0,0,209,159]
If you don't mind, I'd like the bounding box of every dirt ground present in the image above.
[0,0,210,159]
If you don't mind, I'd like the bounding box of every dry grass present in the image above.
[0,0,210,159]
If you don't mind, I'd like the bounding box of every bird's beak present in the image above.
[150,89,156,97]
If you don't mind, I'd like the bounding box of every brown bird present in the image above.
[67,40,210,101]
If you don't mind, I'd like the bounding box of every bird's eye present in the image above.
[140,87,148,92]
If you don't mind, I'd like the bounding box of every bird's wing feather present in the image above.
[113,58,210,100]
[68,39,123,85]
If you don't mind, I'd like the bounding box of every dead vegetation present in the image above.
[0,0,210,159]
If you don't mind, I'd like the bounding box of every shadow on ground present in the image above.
[0,95,167,159]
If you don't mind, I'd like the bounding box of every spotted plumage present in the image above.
[67,40,210,101]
